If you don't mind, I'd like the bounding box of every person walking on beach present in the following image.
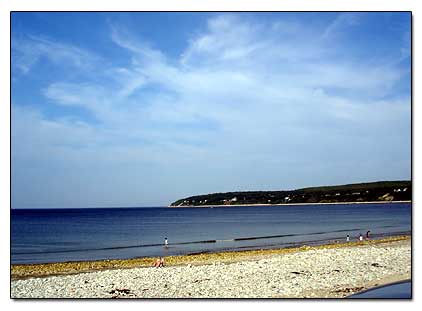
[346,234,350,242]
[164,237,168,247]
[366,230,371,240]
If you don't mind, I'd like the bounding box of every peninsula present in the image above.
[170,180,411,207]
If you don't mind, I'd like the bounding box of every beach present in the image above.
[11,236,411,298]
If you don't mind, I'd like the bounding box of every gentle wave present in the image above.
[189,231,411,255]
[13,227,408,256]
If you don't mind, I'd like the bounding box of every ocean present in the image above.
[11,202,411,264]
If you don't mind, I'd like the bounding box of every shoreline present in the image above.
[11,235,411,298]
[11,235,410,280]
[168,200,411,208]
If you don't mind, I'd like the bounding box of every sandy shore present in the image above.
[11,236,411,298]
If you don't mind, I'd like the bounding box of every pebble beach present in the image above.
[11,236,411,298]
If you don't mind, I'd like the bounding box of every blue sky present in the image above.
[11,12,411,208]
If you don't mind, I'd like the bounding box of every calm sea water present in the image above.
[11,203,411,264]
[349,280,411,299]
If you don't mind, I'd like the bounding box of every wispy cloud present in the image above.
[321,13,362,40]
[30,13,412,153]
[36,14,411,160]
[110,23,165,63]
[12,35,101,74]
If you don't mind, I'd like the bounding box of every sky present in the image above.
[11,12,411,208]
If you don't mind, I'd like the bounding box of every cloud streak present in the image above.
[12,35,101,74]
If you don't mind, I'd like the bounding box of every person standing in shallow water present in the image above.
[359,233,363,241]
[366,230,371,240]
[346,235,350,242]
[164,237,168,247]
